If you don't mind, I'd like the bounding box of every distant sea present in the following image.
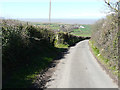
[19,18,99,24]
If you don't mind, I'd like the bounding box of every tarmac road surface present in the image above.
[46,40,118,88]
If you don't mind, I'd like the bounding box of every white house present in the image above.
[80,26,85,28]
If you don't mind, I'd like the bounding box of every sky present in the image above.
[0,0,107,19]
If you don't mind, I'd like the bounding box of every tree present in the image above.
[104,0,120,12]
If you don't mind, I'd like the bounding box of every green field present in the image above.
[29,22,92,37]
[49,24,60,30]
[71,25,92,37]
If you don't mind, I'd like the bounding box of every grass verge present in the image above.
[89,40,118,81]
[55,44,69,48]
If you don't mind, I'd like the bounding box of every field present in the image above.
[30,22,92,37]
[30,22,61,31]
[71,25,92,37]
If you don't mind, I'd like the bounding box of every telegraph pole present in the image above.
[49,0,51,23]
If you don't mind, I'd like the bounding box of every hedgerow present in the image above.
[2,19,88,78]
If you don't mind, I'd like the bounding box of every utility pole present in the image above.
[49,0,51,23]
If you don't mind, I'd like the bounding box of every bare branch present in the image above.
[104,0,120,12]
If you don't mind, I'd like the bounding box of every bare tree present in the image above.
[104,0,120,12]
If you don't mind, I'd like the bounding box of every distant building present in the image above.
[80,26,85,28]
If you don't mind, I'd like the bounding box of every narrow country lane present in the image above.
[46,40,118,88]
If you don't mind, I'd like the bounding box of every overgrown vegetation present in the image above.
[90,11,119,81]
[89,41,118,75]
[2,19,88,88]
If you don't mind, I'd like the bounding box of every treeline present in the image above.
[90,13,118,79]
[2,19,89,88]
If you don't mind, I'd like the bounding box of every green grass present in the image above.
[71,25,91,37]
[50,26,60,30]
[55,44,69,48]
[89,40,118,76]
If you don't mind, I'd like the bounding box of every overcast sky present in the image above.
[0,0,107,19]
